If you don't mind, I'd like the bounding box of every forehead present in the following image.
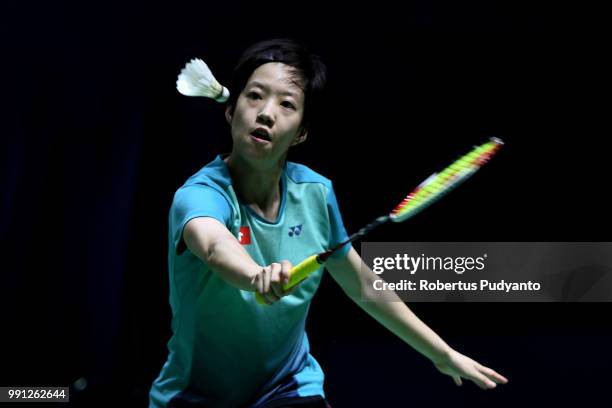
[245,62,304,100]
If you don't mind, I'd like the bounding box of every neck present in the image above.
[224,153,285,221]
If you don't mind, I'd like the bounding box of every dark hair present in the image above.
[227,38,327,132]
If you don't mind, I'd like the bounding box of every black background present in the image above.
[1,1,610,407]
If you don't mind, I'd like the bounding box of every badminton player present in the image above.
[149,38,508,408]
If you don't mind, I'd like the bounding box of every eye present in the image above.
[281,101,296,110]
[247,91,261,100]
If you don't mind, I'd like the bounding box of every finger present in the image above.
[255,272,272,305]
[453,375,462,386]
[263,265,271,297]
[269,263,284,299]
[256,270,264,297]
[478,365,509,384]
[472,373,497,389]
[265,268,282,304]
[255,266,271,305]
[280,260,292,286]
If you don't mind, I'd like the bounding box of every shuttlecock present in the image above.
[176,58,230,103]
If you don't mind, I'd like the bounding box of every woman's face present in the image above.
[226,62,307,168]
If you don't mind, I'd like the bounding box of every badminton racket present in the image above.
[256,137,504,304]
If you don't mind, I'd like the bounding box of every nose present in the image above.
[256,102,275,127]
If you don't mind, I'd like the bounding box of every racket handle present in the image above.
[255,254,323,305]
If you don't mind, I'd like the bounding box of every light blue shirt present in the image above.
[150,155,350,408]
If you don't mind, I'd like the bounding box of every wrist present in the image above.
[429,343,453,364]
[247,264,264,292]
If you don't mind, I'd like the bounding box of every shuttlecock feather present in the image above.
[176,58,229,103]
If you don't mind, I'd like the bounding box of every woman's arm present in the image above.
[326,247,508,389]
[183,217,293,303]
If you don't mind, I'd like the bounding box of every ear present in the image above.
[225,105,233,125]
[291,127,308,146]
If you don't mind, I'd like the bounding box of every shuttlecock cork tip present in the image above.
[215,87,230,103]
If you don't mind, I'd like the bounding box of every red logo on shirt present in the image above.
[238,226,251,245]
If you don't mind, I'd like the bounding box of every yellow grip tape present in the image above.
[255,254,322,305]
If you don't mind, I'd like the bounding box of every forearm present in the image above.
[183,218,260,291]
[352,290,451,363]
[204,237,261,291]
[328,248,451,362]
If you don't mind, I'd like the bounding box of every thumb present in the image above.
[453,375,463,386]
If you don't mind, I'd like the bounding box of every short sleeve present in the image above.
[326,183,351,259]
[170,184,233,255]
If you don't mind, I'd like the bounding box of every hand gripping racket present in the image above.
[255,137,504,304]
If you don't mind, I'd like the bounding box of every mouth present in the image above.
[250,128,272,142]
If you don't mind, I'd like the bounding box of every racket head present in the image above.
[389,137,503,223]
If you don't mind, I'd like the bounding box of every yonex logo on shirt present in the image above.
[288,225,303,237]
